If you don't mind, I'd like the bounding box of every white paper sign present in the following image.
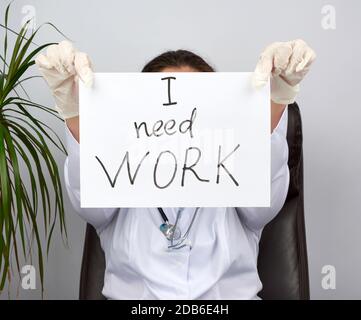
[79,72,270,207]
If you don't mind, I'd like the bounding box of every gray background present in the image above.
[0,0,360,299]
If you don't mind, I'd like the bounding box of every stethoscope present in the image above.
[158,207,199,250]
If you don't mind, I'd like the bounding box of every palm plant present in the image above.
[0,3,67,293]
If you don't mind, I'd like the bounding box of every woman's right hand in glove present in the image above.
[36,40,93,141]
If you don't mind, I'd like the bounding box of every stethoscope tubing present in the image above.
[158,207,199,250]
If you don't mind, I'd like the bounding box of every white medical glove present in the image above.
[252,39,316,105]
[35,40,93,119]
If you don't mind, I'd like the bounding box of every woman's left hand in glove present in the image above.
[252,39,316,105]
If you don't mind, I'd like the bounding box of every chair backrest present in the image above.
[79,102,309,300]
[258,102,309,299]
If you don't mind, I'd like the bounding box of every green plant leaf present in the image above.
[0,2,68,295]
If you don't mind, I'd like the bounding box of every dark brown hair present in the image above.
[142,49,215,72]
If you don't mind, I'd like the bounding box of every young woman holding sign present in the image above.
[36,40,315,300]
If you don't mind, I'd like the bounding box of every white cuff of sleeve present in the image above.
[64,124,80,190]
[271,106,289,179]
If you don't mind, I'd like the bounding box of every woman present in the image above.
[36,40,315,299]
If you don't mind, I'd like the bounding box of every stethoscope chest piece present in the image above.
[160,222,181,241]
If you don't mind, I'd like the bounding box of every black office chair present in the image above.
[78,102,309,300]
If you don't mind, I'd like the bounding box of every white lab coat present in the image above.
[63,107,290,300]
